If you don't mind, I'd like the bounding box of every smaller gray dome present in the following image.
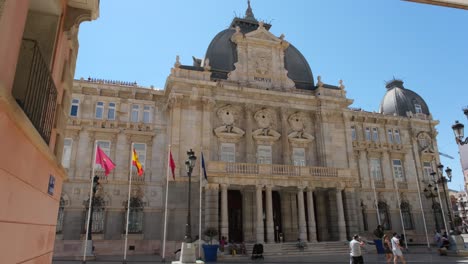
[379,80,430,117]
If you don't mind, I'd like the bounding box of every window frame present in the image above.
[372,127,379,142]
[392,159,405,182]
[70,98,80,117]
[62,138,73,169]
[370,158,383,182]
[257,145,272,164]
[394,129,401,144]
[220,143,236,163]
[401,201,414,229]
[365,127,371,141]
[387,129,393,143]
[351,126,356,141]
[423,162,433,181]
[414,104,422,114]
[143,105,151,123]
[131,104,140,122]
[107,102,116,120]
[95,101,105,119]
[292,147,306,166]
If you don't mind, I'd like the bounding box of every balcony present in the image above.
[208,161,342,178]
[12,39,57,144]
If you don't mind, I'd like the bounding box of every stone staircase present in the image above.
[220,241,350,259]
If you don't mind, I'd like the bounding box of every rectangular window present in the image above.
[131,105,139,122]
[62,138,72,168]
[70,99,80,117]
[415,104,422,114]
[394,129,401,144]
[257,145,272,164]
[107,102,116,120]
[419,138,428,148]
[392,159,405,181]
[423,162,433,181]
[132,143,146,170]
[365,127,371,141]
[292,148,306,166]
[143,105,151,123]
[370,158,383,182]
[94,140,111,169]
[351,126,356,141]
[95,101,104,119]
[372,127,379,142]
[387,129,393,143]
[220,143,235,162]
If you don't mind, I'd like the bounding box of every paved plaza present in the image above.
[53,251,468,264]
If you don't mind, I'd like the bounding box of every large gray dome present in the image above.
[379,80,430,117]
[204,11,314,90]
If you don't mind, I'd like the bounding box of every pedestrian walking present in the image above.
[391,232,406,264]
[349,234,365,264]
[383,234,393,264]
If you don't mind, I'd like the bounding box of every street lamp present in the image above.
[423,183,441,231]
[451,108,468,145]
[431,164,454,231]
[184,149,197,243]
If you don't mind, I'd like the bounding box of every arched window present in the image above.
[125,197,144,233]
[84,196,105,233]
[378,201,391,230]
[401,201,414,229]
[56,197,66,233]
[432,202,444,231]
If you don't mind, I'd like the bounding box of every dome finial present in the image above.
[245,0,256,21]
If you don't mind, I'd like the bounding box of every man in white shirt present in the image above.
[349,234,365,264]
[391,233,406,264]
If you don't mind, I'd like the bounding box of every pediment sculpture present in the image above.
[287,112,314,146]
[214,105,245,142]
[252,108,281,143]
[417,132,435,153]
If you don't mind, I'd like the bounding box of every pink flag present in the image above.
[169,150,176,180]
[95,146,116,176]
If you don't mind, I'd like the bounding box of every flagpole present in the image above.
[123,143,134,262]
[162,145,171,262]
[369,164,381,225]
[393,175,408,250]
[198,147,203,259]
[83,140,97,263]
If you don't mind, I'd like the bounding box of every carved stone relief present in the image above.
[252,108,280,144]
[214,104,245,142]
[287,112,314,147]
[417,131,434,153]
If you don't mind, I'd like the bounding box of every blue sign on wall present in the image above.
[48,175,55,195]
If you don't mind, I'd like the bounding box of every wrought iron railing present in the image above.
[13,39,57,144]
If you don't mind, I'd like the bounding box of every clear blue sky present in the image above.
[75,0,468,190]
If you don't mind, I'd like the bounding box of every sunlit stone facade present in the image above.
[54,5,448,257]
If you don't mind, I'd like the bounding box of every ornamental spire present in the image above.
[245,0,256,21]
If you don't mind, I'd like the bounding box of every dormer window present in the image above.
[415,104,422,114]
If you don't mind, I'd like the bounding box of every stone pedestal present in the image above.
[172,242,205,264]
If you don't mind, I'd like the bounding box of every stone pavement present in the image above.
[53,251,468,264]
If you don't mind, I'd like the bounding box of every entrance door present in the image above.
[228,190,243,242]
[272,191,283,242]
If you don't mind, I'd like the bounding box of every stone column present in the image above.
[245,104,255,163]
[265,185,274,243]
[221,184,229,239]
[255,185,264,243]
[297,187,307,241]
[336,188,347,241]
[204,184,219,230]
[306,187,317,242]
[281,108,290,164]
[201,97,215,161]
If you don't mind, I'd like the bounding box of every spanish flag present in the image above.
[132,149,144,176]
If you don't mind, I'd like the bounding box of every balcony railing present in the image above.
[12,39,57,144]
[209,161,343,178]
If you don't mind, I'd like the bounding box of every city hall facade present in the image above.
[54,5,446,256]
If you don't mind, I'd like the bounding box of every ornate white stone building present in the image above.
[54,3,449,257]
